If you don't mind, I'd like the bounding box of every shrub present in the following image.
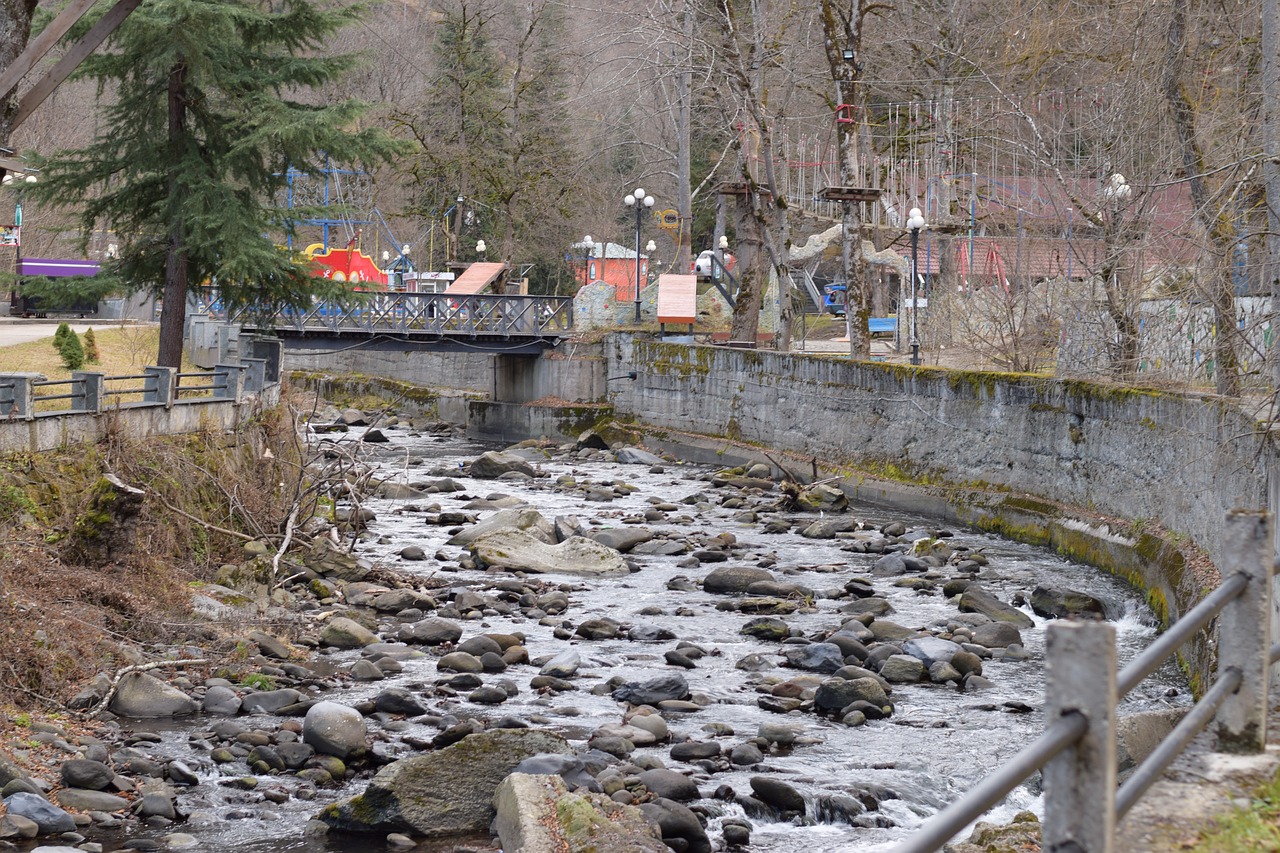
[58,330,85,370]
[82,328,101,364]
[52,322,72,348]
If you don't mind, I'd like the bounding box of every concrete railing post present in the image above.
[1043,620,1117,853]
[247,336,282,383]
[72,371,105,413]
[1216,509,1273,752]
[143,366,176,409]
[240,358,266,395]
[0,373,41,420]
[213,363,244,402]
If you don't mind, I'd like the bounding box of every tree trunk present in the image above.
[0,0,39,145]
[158,60,190,369]
[1264,0,1280,387]
[728,186,763,343]
[674,0,694,275]
[1162,0,1240,395]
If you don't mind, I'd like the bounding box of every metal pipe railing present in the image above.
[892,510,1272,853]
[891,712,1089,853]
[1115,667,1242,817]
[1116,571,1249,697]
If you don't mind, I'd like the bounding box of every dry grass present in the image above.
[0,404,313,711]
[0,323,190,379]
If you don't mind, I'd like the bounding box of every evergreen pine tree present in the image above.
[52,322,71,349]
[82,327,101,364]
[32,0,407,367]
[58,330,85,371]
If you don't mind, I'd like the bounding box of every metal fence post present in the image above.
[1215,509,1272,752]
[72,371,105,413]
[1043,620,1117,853]
[143,366,176,409]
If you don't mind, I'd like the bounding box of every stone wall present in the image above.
[603,336,1273,589]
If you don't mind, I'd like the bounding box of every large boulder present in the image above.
[320,617,380,649]
[318,729,572,836]
[588,528,655,552]
[959,585,1035,628]
[304,538,372,583]
[3,792,76,834]
[447,509,556,547]
[470,530,629,576]
[611,675,690,706]
[1031,585,1108,620]
[702,566,775,594]
[109,672,199,718]
[493,774,666,853]
[469,451,537,479]
[303,701,368,759]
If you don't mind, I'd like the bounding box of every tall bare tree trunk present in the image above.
[1163,0,1240,395]
[674,0,694,275]
[1265,0,1280,389]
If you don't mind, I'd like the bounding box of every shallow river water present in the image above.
[95,426,1190,853]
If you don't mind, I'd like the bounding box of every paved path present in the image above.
[0,319,119,348]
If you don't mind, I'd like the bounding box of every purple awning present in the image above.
[20,258,100,277]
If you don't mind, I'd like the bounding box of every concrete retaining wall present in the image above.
[603,336,1272,593]
[0,388,280,455]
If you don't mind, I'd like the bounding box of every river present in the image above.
[87,425,1189,853]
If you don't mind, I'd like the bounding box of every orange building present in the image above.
[576,241,649,301]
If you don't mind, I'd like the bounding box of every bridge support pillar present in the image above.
[493,355,540,403]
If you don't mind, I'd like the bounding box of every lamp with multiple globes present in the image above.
[623,187,654,323]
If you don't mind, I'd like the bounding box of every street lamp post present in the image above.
[624,187,654,323]
[582,234,593,286]
[906,206,926,366]
[2,173,36,315]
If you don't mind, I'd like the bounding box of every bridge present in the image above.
[227,291,573,355]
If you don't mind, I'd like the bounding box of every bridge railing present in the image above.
[229,291,574,337]
[890,509,1272,853]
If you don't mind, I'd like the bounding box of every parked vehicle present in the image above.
[692,250,736,279]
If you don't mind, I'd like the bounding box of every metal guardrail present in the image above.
[0,360,262,419]
[225,291,573,338]
[892,510,1272,853]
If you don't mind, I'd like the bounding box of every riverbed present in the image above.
[89,424,1190,853]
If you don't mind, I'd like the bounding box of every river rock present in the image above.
[109,671,199,718]
[813,677,890,715]
[1031,585,1107,620]
[959,585,1034,628]
[588,528,655,552]
[318,729,572,836]
[611,674,690,706]
[438,652,484,673]
[60,759,113,791]
[469,451,537,479]
[576,618,622,640]
[971,621,1024,648]
[241,688,304,715]
[615,447,665,465]
[799,517,859,538]
[749,776,806,814]
[303,701,368,759]
[540,650,581,678]
[304,538,372,582]
[782,643,845,673]
[3,792,76,834]
[879,655,926,683]
[493,774,666,853]
[740,616,791,641]
[398,617,463,645]
[703,565,776,594]
[902,637,962,667]
[374,688,428,716]
[202,685,242,715]
[638,768,699,801]
[55,788,131,812]
[447,508,555,546]
[470,529,630,576]
[321,617,380,649]
[638,797,712,853]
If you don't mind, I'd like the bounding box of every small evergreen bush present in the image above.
[82,328,101,364]
[52,322,71,348]
[58,330,85,370]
